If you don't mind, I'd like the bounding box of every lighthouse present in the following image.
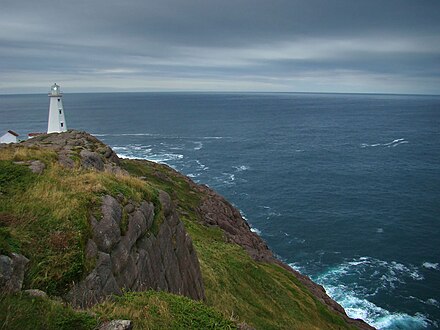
[47,83,67,133]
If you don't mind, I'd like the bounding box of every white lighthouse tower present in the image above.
[47,83,67,133]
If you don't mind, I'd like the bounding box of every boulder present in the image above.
[98,320,133,330]
[0,253,29,293]
[80,150,104,171]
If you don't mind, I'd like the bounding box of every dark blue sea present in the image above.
[1,92,439,329]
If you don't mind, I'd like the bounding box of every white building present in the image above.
[47,83,67,133]
[0,130,19,144]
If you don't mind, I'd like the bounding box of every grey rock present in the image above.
[140,202,154,229]
[80,149,104,171]
[0,253,29,293]
[158,190,171,216]
[85,239,98,260]
[126,210,147,246]
[93,196,122,253]
[29,160,45,174]
[58,152,75,169]
[110,240,130,275]
[24,289,48,298]
[124,203,135,214]
[98,320,133,330]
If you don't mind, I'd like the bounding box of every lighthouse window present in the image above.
[57,98,60,102]
[59,109,62,114]
[61,123,64,127]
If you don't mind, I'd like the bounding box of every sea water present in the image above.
[1,92,439,329]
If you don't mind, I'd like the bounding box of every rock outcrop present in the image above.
[67,193,204,308]
[22,130,122,172]
[19,131,205,308]
[0,253,29,293]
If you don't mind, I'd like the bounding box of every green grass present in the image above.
[0,144,356,330]
[0,293,98,330]
[93,291,236,329]
[0,155,159,296]
[122,159,355,330]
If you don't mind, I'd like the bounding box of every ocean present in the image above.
[1,92,439,329]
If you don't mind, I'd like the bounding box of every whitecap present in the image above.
[391,140,409,147]
[116,153,142,160]
[377,228,384,233]
[195,160,208,170]
[202,136,226,139]
[427,298,439,307]
[313,257,431,329]
[193,141,203,150]
[93,133,157,137]
[361,138,408,148]
[422,262,439,270]
[288,262,305,273]
[320,280,431,329]
[250,227,262,235]
[234,165,250,171]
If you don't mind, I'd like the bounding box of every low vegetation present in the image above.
[0,143,355,329]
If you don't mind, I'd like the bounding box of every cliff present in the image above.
[0,131,373,329]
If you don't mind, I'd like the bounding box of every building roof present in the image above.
[7,130,19,137]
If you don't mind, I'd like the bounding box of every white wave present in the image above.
[148,153,184,162]
[422,262,439,270]
[234,165,250,171]
[116,153,142,160]
[335,292,430,330]
[383,138,405,146]
[391,140,409,147]
[116,152,183,164]
[93,133,157,137]
[312,257,431,329]
[195,160,208,170]
[288,262,305,273]
[361,138,408,148]
[377,228,384,233]
[193,141,203,150]
[250,227,262,235]
[427,299,439,308]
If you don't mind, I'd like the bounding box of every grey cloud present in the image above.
[1,0,440,94]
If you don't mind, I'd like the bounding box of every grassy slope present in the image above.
[121,159,354,330]
[0,144,354,329]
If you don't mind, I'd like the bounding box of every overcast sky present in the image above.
[1,0,440,94]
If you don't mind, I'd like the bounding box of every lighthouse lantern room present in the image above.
[47,83,67,133]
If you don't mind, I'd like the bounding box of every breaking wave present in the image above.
[361,138,409,148]
[310,257,435,329]
[422,262,439,271]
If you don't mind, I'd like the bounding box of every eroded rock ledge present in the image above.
[19,131,205,308]
[67,192,204,308]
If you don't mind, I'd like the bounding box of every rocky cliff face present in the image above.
[19,131,205,307]
[67,192,204,308]
[145,159,374,330]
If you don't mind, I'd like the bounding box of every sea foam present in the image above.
[309,257,432,329]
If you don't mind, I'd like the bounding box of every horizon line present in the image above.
[1,90,440,97]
